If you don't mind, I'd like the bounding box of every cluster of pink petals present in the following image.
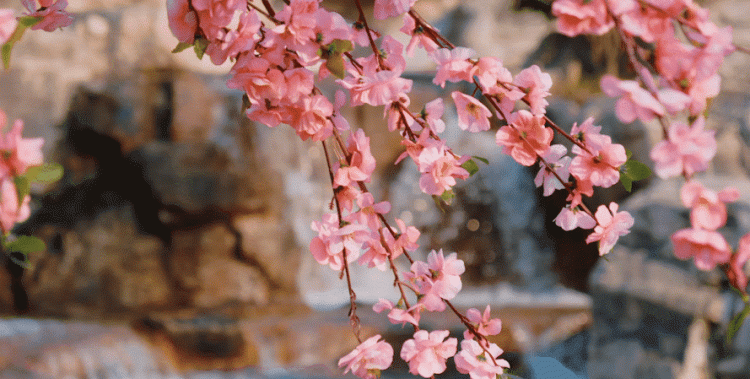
[474,57,524,117]
[496,110,553,166]
[681,181,739,231]
[586,202,634,255]
[309,213,369,270]
[728,234,750,293]
[374,0,416,20]
[404,250,465,312]
[338,334,394,379]
[359,218,419,270]
[452,92,491,133]
[373,298,421,326]
[401,14,438,56]
[454,339,509,379]
[400,330,457,378]
[601,75,665,124]
[0,110,42,234]
[333,129,377,188]
[22,0,73,32]
[569,130,626,188]
[431,47,475,88]
[463,305,502,340]
[650,117,716,179]
[513,65,553,115]
[552,0,615,37]
[338,68,413,107]
[555,205,596,231]
[400,134,469,196]
[672,228,731,271]
[535,144,571,196]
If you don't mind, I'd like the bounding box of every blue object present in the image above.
[527,356,581,379]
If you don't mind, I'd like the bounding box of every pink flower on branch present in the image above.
[0,9,16,45]
[495,110,553,166]
[374,0,417,20]
[586,202,634,256]
[405,249,465,312]
[431,47,476,88]
[454,339,509,379]
[672,228,731,270]
[535,144,571,196]
[650,116,716,179]
[569,132,626,189]
[551,0,613,37]
[0,114,44,178]
[513,65,552,115]
[167,0,197,44]
[0,177,30,235]
[333,129,377,188]
[338,334,394,379]
[400,330,458,378]
[463,305,502,340]
[728,233,750,294]
[22,0,73,32]
[452,92,491,133]
[600,75,665,124]
[681,181,739,231]
[555,205,596,231]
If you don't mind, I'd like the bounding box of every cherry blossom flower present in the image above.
[401,13,438,56]
[374,0,417,20]
[0,115,44,178]
[600,75,665,124]
[551,0,613,37]
[474,57,523,118]
[555,205,596,231]
[650,116,716,179]
[680,181,739,231]
[345,193,390,231]
[191,0,244,40]
[0,9,18,45]
[672,228,731,270]
[373,298,420,326]
[422,98,446,134]
[205,11,261,65]
[290,94,334,141]
[333,129,377,187]
[400,330,457,378]
[405,250,465,311]
[167,0,197,44]
[22,0,73,32]
[535,144,571,196]
[338,334,393,379]
[431,47,476,88]
[310,213,369,270]
[452,92,491,133]
[454,339,509,379]
[728,233,750,294]
[586,202,634,255]
[463,305,502,340]
[415,140,469,196]
[496,110,553,166]
[569,132,626,188]
[0,177,30,234]
[338,68,413,107]
[513,65,552,115]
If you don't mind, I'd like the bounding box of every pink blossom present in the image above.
[454,339,509,379]
[205,10,261,65]
[551,0,613,37]
[672,228,731,270]
[0,114,44,177]
[569,132,626,188]
[338,68,413,107]
[555,205,596,231]
[535,144,571,196]
[345,192,390,231]
[474,57,523,117]
[586,202,634,255]
[513,65,552,115]
[680,181,739,231]
[431,48,476,88]
[406,250,465,311]
[452,92,491,133]
[338,335,393,379]
[495,110,553,166]
[0,9,18,45]
[423,98,446,134]
[650,116,716,179]
[373,298,421,326]
[729,233,750,294]
[401,14,439,56]
[374,0,417,20]
[333,129,377,187]
[600,75,665,123]
[0,177,30,234]
[416,146,469,196]
[310,213,369,270]
[400,330,457,378]
[463,305,502,340]
[166,0,197,44]
[191,0,244,40]
[22,0,72,32]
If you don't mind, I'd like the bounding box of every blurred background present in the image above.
[1,0,750,378]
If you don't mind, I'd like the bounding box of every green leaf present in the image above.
[5,235,45,256]
[727,302,750,344]
[620,175,634,192]
[472,156,489,165]
[25,163,64,184]
[193,37,209,60]
[326,54,347,79]
[619,159,651,192]
[1,16,42,69]
[171,41,193,54]
[461,159,480,177]
[625,149,633,159]
[13,176,29,204]
[329,39,353,54]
